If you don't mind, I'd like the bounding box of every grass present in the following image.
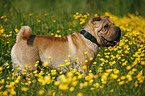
[0,2,145,96]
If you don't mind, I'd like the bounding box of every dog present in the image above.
[11,16,121,74]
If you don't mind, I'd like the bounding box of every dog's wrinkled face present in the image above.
[89,16,121,47]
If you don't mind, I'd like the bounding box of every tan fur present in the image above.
[16,26,32,42]
[11,16,120,74]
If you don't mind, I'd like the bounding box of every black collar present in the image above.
[79,29,100,47]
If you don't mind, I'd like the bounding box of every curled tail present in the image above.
[16,26,32,43]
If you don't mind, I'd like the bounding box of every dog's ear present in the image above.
[91,16,101,23]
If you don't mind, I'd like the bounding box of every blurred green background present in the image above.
[0,0,145,17]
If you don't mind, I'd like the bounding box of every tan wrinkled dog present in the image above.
[11,16,121,74]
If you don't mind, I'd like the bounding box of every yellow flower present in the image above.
[15,79,19,83]
[100,86,103,88]
[110,73,118,79]
[45,26,49,29]
[0,29,4,34]
[120,76,126,80]
[93,62,97,65]
[71,81,78,86]
[29,13,33,16]
[97,54,101,56]
[136,70,143,78]
[132,68,137,71]
[38,89,44,95]
[1,15,6,19]
[84,51,88,54]
[141,61,145,65]
[76,12,79,15]
[4,18,7,21]
[44,13,48,16]
[59,75,67,83]
[48,56,51,59]
[68,55,71,58]
[58,35,61,37]
[37,19,41,23]
[95,83,100,88]
[15,28,19,33]
[51,70,56,76]
[0,79,4,84]
[89,70,92,73]
[110,89,114,92]
[3,91,8,96]
[69,87,75,92]
[44,75,51,83]
[0,67,3,71]
[64,59,68,62]
[59,64,62,67]
[106,69,112,73]
[53,92,56,96]
[94,14,98,16]
[36,61,39,63]
[52,19,56,22]
[57,30,60,33]
[28,66,31,69]
[102,80,107,84]
[54,81,59,86]
[69,29,72,31]
[113,68,120,74]
[10,88,16,95]
[85,60,88,63]
[70,68,73,70]
[78,74,83,79]
[77,92,83,96]
[16,66,20,70]
[65,62,70,65]
[82,65,87,69]
[51,33,54,36]
[67,72,73,77]
[21,87,28,92]
[5,63,9,66]
[35,64,38,67]
[33,70,38,74]
[118,81,124,85]
[43,62,49,67]
[135,81,138,87]
[59,84,68,91]
[24,64,27,68]
[126,66,132,70]
[90,87,95,90]
[109,61,116,66]
[7,77,10,80]
[139,79,144,83]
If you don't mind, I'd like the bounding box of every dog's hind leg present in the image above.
[11,44,24,75]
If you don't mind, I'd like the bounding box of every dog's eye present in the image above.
[104,24,109,29]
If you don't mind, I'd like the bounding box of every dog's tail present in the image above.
[16,26,32,43]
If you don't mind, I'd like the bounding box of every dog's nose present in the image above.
[115,27,121,40]
[116,27,121,34]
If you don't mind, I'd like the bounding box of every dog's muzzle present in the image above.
[102,27,121,47]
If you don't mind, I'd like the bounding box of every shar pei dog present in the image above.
[11,16,121,74]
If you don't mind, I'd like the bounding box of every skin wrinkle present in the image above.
[100,19,117,41]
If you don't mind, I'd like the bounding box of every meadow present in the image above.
[0,1,145,96]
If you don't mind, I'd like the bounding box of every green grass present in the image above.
[0,1,145,96]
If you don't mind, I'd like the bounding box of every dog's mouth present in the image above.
[101,36,120,47]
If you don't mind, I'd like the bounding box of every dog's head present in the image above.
[83,16,121,47]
